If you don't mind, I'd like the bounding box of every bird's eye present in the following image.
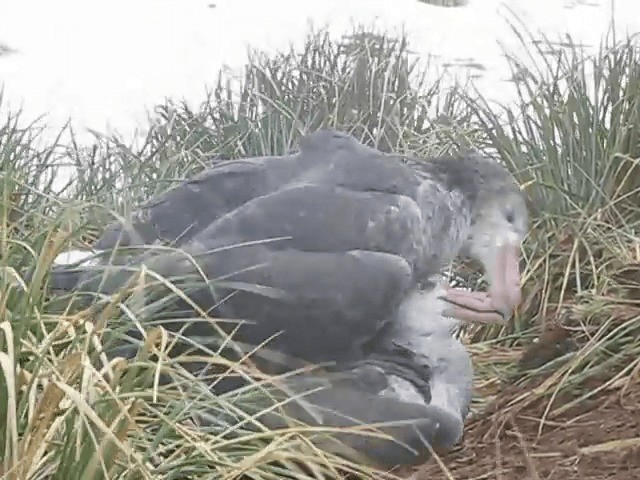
[505,209,515,224]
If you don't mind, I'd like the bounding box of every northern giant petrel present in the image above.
[49,129,529,468]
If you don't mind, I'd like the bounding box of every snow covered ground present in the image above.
[1,0,638,147]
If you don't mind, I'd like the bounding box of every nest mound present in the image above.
[409,376,640,479]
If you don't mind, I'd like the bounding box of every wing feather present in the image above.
[152,245,414,363]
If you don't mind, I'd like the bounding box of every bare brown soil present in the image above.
[406,378,640,480]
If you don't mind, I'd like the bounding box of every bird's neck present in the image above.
[415,176,475,273]
[395,281,460,336]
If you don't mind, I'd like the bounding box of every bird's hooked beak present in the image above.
[441,241,523,324]
[488,242,522,319]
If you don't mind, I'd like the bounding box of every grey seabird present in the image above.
[49,129,528,469]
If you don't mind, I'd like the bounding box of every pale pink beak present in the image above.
[441,243,522,324]
[488,243,522,319]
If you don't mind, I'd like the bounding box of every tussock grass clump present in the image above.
[150,26,477,160]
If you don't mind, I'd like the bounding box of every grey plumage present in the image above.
[48,129,527,469]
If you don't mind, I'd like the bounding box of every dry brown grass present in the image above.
[406,349,640,480]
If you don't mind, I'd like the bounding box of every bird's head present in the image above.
[460,185,528,321]
[429,153,529,324]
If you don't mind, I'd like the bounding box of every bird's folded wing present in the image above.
[130,183,425,363]
[93,129,422,250]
